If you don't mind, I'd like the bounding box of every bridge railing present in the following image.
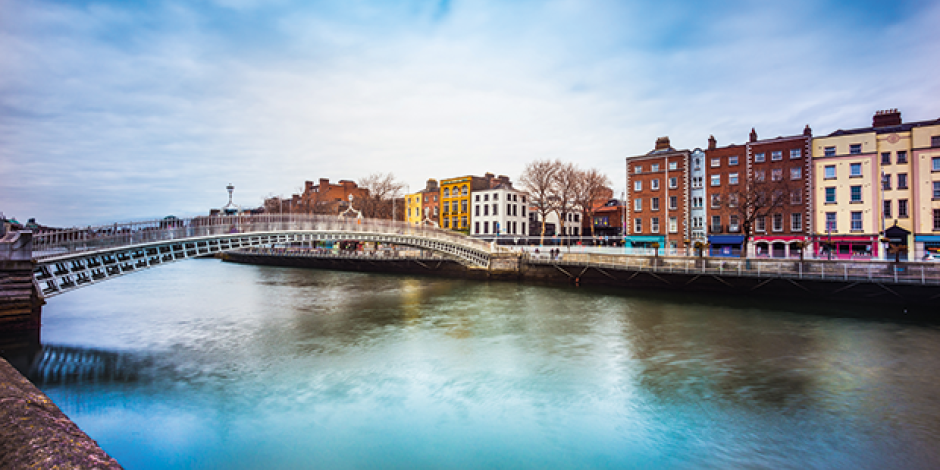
[31,214,496,260]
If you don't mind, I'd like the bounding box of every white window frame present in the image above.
[651,179,660,190]
[711,175,721,186]
[790,149,801,159]
[634,198,642,212]
[824,165,836,179]
[791,213,802,232]
[755,152,765,162]
[711,158,720,168]
[729,173,739,185]
[771,150,782,161]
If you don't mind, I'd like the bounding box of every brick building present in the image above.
[625,137,690,255]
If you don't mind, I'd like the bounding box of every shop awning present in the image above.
[915,235,940,242]
[624,235,664,243]
[708,235,744,244]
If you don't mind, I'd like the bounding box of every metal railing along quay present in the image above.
[529,253,940,286]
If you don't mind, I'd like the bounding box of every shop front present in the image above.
[707,235,743,258]
[623,235,665,255]
[752,236,807,259]
[915,235,940,260]
[812,234,878,260]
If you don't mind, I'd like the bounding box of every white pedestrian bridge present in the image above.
[32,214,498,297]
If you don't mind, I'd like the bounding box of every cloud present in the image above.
[0,0,938,226]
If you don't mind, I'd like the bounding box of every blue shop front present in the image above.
[708,235,743,257]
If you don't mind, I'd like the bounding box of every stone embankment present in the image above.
[0,357,122,469]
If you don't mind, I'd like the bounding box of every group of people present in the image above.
[532,247,563,260]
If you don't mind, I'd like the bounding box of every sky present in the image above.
[1,0,939,227]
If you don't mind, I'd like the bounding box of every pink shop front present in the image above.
[752,236,809,258]
[811,234,880,260]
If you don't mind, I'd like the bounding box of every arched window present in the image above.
[461,185,468,196]
[444,188,450,197]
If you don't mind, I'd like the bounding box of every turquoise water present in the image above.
[20,259,940,469]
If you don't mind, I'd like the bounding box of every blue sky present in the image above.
[1,0,938,226]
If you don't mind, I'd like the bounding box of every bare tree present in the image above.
[718,175,793,258]
[519,159,561,243]
[572,168,613,237]
[357,172,406,219]
[552,162,581,240]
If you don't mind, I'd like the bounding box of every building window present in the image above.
[933,182,940,199]
[932,136,940,148]
[898,173,908,189]
[791,213,802,232]
[771,169,783,181]
[824,165,836,179]
[933,157,940,172]
[711,215,721,232]
[825,187,836,203]
[729,156,739,166]
[711,158,720,167]
[634,218,642,233]
[711,194,721,208]
[825,212,837,232]
[711,175,721,186]
[692,177,702,188]
[773,213,783,232]
[884,200,892,219]
[669,196,678,210]
[493,193,499,201]
[461,186,468,196]
[729,215,739,232]
[461,200,468,213]
[669,161,678,170]
[483,194,489,202]
[729,194,739,208]
[850,185,862,203]
[935,209,940,230]
[883,174,892,190]
[850,144,862,154]
[850,163,862,177]
[824,147,835,157]
[669,217,678,233]
[669,177,678,189]
[899,199,909,218]
[444,188,450,197]
[508,203,512,215]
[635,165,643,174]
[634,180,642,192]
[729,173,739,185]
[651,198,660,211]
[651,164,660,172]
[756,216,766,232]
[790,149,802,159]
[897,151,907,164]
[771,150,783,161]
[483,221,489,234]
[791,190,802,205]
[475,206,481,216]
[651,217,660,233]
[755,152,766,162]
[755,170,766,182]
[881,152,891,165]
[651,179,660,190]
[790,167,801,180]
[692,197,702,209]
[474,222,480,234]
[492,204,498,216]
[851,211,862,231]
[634,199,642,212]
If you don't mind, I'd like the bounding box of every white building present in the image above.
[471,184,528,237]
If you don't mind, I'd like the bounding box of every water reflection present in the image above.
[5,260,940,469]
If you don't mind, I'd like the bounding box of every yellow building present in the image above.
[404,191,424,226]
[813,110,940,260]
[439,174,502,231]
[912,122,940,257]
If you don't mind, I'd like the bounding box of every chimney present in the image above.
[803,125,812,137]
[749,128,758,143]
[305,181,314,192]
[319,178,330,188]
[873,109,902,128]
[708,135,717,150]
[655,136,671,150]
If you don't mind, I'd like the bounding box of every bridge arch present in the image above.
[33,215,497,297]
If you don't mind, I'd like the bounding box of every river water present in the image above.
[10,259,940,469]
